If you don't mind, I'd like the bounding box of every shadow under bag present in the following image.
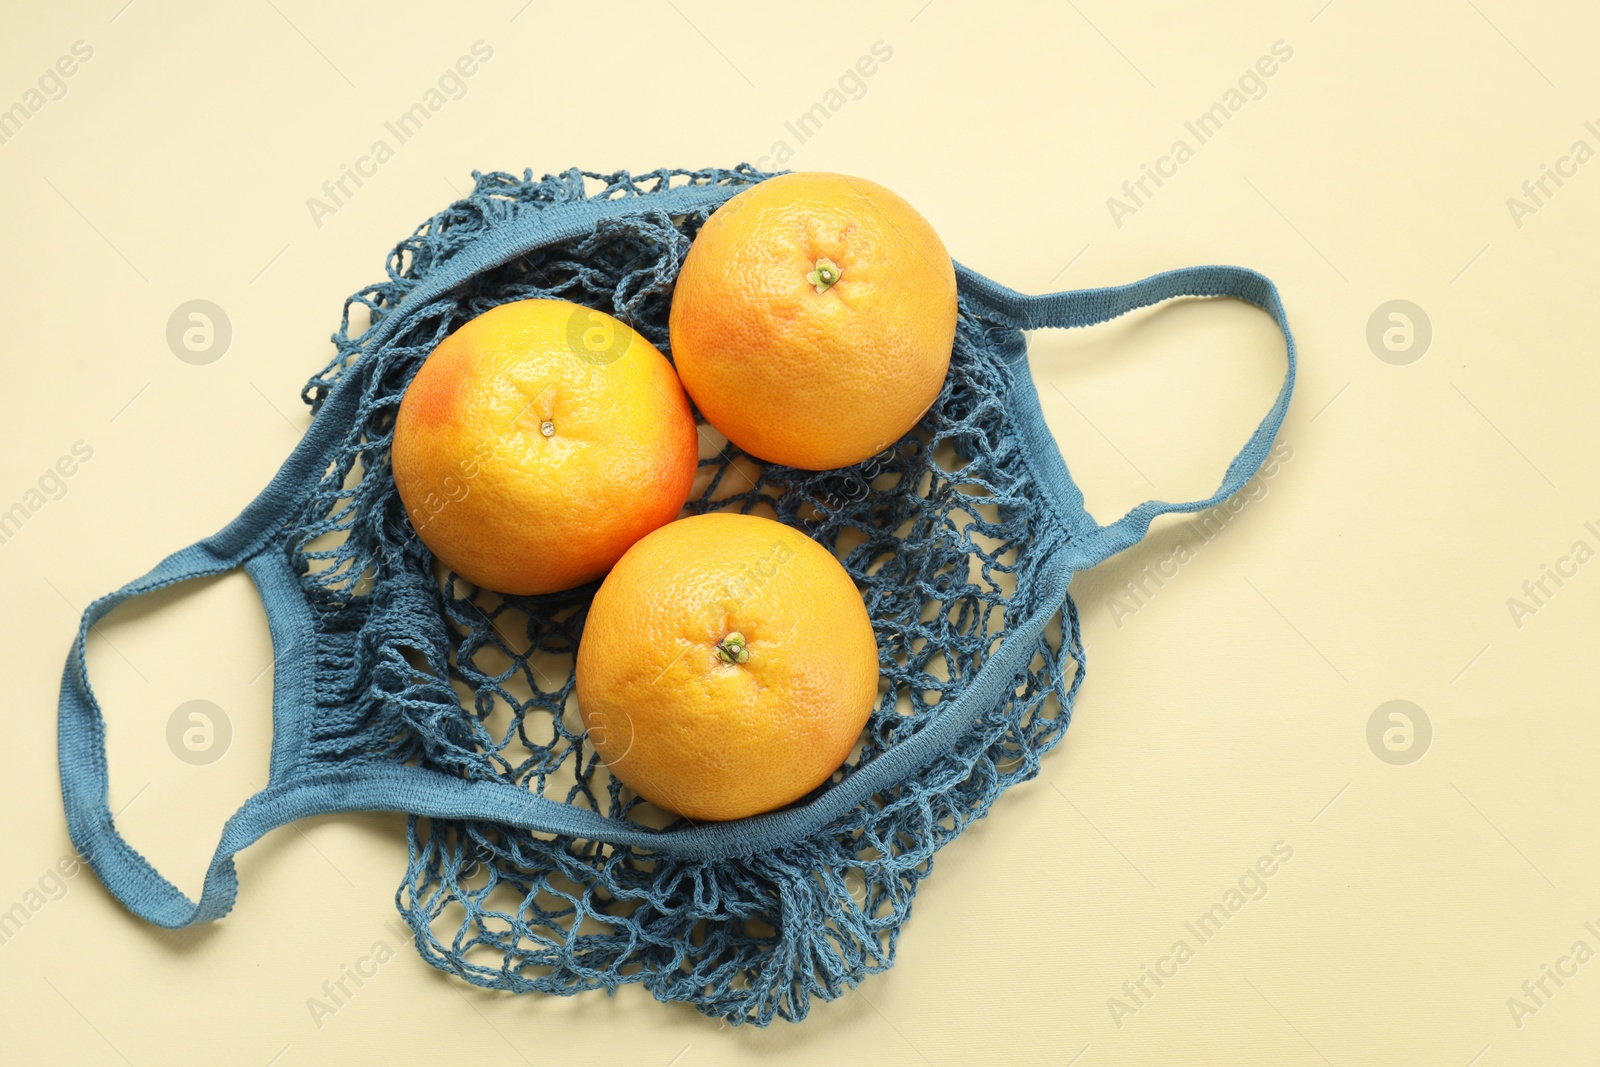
[59,166,1296,1026]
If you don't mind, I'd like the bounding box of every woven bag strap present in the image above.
[955,263,1297,570]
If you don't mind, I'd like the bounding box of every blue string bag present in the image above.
[58,166,1296,1026]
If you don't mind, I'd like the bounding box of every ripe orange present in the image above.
[575,512,880,821]
[669,171,958,471]
[391,299,698,595]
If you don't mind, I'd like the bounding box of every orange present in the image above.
[391,299,698,595]
[575,512,880,821]
[669,171,958,471]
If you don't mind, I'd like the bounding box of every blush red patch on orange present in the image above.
[404,347,469,428]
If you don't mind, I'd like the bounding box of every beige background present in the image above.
[2,1,1597,1063]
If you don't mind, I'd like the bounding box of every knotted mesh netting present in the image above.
[282,166,1085,1026]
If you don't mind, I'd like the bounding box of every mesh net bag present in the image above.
[59,165,1295,1027]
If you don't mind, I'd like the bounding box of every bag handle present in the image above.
[955,263,1296,570]
[58,548,314,926]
